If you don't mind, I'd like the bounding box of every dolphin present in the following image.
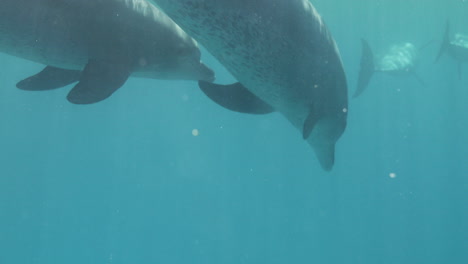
[150,0,348,171]
[355,39,425,98]
[0,0,215,104]
[435,20,468,78]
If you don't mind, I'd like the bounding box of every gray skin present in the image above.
[150,0,348,171]
[0,0,215,104]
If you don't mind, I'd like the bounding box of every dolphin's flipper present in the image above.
[16,66,81,91]
[354,39,375,98]
[198,81,274,114]
[67,60,132,104]
[303,110,320,140]
[435,20,450,63]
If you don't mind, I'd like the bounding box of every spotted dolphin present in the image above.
[355,39,425,98]
[435,20,468,78]
[0,0,214,104]
[150,0,348,171]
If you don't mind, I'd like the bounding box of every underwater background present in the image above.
[0,0,466,263]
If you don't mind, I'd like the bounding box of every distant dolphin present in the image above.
[435,20,468,78]
[0,0,214,104]
[355,39,425,98]
[150,0,348,171]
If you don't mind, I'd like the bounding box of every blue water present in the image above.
[0,1,467,264]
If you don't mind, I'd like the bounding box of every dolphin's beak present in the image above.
[313,142,336,171]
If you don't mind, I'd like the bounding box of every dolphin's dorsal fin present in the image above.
[303,109,320,140]
[354,39,375,98]
[198,81,274,114]
[16,66,81,91]
[67,60,132,104]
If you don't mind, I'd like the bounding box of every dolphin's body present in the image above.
[150,0,348,170]
[435,20,468,78]
[355,40,424,98]
[0,0,214,104]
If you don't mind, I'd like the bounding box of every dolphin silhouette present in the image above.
[0,0,215,104]
[150,0,348,171]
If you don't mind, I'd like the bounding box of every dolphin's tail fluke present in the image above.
[353,39,375,98]
[435,20,451,63]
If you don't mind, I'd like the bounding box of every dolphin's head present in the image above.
[304,59,348,171]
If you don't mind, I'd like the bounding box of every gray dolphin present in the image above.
[150,0,348,171]
[355,39,425,98]
[0,0,215,104]
[435,20,468,78]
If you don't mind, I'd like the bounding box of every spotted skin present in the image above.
[151,0,348,170]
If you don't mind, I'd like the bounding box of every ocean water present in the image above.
[0,1,466,264]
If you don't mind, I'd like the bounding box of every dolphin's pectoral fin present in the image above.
[303,110,320,140]
[67,60,131,104]
[16,66,81,91]
[198,81,274,114]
